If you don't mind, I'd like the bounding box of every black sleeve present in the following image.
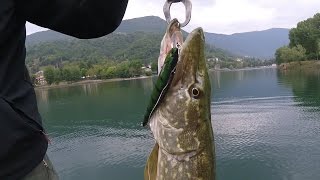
[16,0,128,39]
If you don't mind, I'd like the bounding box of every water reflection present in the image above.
[36,88,49,105]
[210,68,320,180]
[210,68,290,101]
[211,70,221,89]
[82,83,99,96]
[140,77,155,93]
[277,70,320,110]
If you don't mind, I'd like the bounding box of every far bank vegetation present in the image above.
[275,13,320,65]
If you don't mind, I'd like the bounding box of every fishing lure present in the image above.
[142,48,179,126]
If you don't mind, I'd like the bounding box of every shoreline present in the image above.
[279,60,320,72]
[34,76,155,90]
[209,66,276,72]
[34,66,279,90]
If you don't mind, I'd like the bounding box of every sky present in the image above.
[26,0,320,35]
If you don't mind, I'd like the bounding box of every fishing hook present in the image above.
[163,0,192,27]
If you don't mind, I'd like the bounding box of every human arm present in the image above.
[16,0,128,38]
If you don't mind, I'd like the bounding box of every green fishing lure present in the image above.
[142,48,179,126]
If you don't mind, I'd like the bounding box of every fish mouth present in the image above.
[167,18,180,33]
[171,27,205,86]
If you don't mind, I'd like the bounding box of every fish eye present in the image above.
[191,88,200,98]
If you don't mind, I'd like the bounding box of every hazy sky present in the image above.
[26,0,320,35]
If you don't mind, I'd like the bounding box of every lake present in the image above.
[36,68,320,180]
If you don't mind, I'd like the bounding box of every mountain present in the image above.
[26,30,72,46]
[115,16,168,33]
[26,32,163,68]
[26,16,168,46]
[26,16,290,58]
[205,28,290,59]
[26,31,234,73]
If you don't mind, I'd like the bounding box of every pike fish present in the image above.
[144,28,216,180]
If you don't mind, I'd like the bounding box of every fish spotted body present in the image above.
[144,28,216,180]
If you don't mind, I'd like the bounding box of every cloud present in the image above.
[26,0,320,35]
[26,22,47,35]
[123,0,320,34]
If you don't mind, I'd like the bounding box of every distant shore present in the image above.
[34,76,154,90]
[35,66,280,90]
[209,66,276,72]
[279,60,320,72]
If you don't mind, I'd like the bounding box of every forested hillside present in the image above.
[27,16,289,59]
[26,31,234,74]
[26,16,277,85]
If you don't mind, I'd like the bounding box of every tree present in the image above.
[116,62,130,78]
[53,68,62,84]
[44,67,55,85]
[86,65,103,78]
[61,68,72,81]
[275,45,306,64]
[289,13,320,59]
[128,60,142,76]
[293,45,307,61]
[317,39,320,60]
[64,66,81,82]
[105,66,117,79]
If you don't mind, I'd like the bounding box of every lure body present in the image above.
[142,48,179,126]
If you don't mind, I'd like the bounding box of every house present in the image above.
[236,58,243,62]
[35,71,47,85]
[207,58,219,62]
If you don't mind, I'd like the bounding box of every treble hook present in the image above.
[163,0,192,27]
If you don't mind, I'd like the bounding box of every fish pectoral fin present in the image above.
[144,143,159,180]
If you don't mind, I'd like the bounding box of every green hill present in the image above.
[26,16,238,74]
[26,16,276,85]
[26,31,234,73]
[115,16,168,33]
[26,16,289,58]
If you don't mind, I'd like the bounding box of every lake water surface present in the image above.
[36,68,320,180]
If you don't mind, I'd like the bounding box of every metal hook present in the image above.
[163,0,192,27]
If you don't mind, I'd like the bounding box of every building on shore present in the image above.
[35,71,47,85]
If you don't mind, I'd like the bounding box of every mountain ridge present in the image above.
[26,16,290,58]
